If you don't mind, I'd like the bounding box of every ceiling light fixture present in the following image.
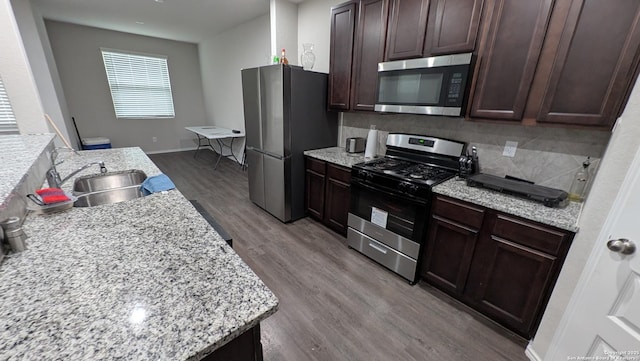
[135,21,145,25]
[154,0,164,3]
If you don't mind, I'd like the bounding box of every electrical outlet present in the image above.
[152,137,157,143]
[503,141,518,157]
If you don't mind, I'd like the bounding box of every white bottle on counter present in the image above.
[364,125,378,159]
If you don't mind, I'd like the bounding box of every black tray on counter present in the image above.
[466,173,569,208]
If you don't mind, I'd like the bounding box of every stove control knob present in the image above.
[399,181,418,194]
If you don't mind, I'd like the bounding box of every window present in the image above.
[0,75,18,133]
[101,49,175,119]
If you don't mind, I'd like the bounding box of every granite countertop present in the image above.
[434,177,581,232]
[304,146,368,168]
[303,147,581,232]
[0,134,55,208]
[0,147,278,360]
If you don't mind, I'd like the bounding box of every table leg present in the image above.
[194,134,207,158]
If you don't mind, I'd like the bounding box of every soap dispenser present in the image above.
[568,157,591,202]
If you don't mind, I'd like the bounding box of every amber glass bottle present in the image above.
[280,48,289,65]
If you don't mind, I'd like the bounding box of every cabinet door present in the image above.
[424,0,484,56]
[351,0,389,111]
[324,164,352,235]
[469,0,554,120]
[422,196,484,296]
[536,0,640,129]
[465,213,571,338]
[305,158,326,221]
[385,0,430,60]
[329,2,357,110]
[421,216,480,296]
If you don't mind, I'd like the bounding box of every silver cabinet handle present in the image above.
[607,238,636,255]
[368,242,388,254]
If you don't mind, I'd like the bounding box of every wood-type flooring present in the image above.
[149,150,529,361]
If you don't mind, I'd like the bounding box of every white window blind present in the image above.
[0,75,18,133]
[101,49,175,119]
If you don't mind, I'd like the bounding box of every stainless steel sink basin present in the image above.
[73,169,147,193]
[73,169,147,207]
[74,185,145,207]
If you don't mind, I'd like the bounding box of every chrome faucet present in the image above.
[46,147,107,188]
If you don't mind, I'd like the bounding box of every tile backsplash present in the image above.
[341,113,611,192]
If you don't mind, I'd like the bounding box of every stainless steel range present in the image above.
[348,133,467,284]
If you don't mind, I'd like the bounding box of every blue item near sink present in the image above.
[140,174,175,195]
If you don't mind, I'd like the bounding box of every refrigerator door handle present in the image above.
[246,146,287,161]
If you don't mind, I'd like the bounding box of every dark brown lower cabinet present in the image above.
[201,324,263,361]
[421,195,574,339]
[305,157,352,236]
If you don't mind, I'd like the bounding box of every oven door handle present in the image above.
[351,179,429,206]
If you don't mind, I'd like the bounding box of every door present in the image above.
[241,67,262,150]
[469,0,553,121]
[329,1,357,110]
[546,148,640,359]
[259,65,285,158]
[351,0,389,111]
[263,153,288,222]
[536,0,640,129]
[246,148,265,209]
[385,0,430,60]
[424,0,484,56]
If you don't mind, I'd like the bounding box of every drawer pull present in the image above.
[368,242,388,254]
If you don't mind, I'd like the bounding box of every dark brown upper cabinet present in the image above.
[469,0,555,121]
[329,1,357,110]
[385,0,430,60]
[351,0,389,111]
[424,0,484,56]
[533,0,640,129]
[470,0,640,129]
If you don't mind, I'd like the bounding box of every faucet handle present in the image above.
[99,161,107,173]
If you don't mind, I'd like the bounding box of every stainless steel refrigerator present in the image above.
[242,64,338,222]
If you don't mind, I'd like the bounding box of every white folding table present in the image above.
[185,126,245,169]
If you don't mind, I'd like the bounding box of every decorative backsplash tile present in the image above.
[341,113,610,192]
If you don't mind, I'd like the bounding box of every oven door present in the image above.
[349,179,430,244]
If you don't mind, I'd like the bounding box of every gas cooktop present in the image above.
[355,157,456,186]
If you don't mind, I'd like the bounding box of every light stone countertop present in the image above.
[303,147,581,233]
[0,134,55,208]
[304,146,368,168]
[434,177,581,232]
[0,147,278,360]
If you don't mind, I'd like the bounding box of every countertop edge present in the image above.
[302,147,580,233]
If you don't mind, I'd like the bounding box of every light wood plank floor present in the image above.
[149,150,529,361]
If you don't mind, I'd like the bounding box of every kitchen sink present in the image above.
[74,185,145,207]
[73,169,147,207]
[73,169,147,193]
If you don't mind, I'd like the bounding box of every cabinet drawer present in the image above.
[327,163,351,183]
[432,196,484,229]
[492,215,569,256]
[306,157,326,174]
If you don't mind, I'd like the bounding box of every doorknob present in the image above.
[607,238,636,255]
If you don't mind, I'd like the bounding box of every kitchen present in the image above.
[1,0,640,360]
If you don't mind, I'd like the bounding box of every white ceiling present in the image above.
[32,0,305,44]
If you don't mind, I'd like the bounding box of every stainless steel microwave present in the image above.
[374,53,473,116]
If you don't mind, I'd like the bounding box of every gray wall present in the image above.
[45,20,207,153]
[199,13,270,161]
[342,112,611,192]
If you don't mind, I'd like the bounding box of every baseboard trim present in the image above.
[145,147,197,155]
[525,344,542,361]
